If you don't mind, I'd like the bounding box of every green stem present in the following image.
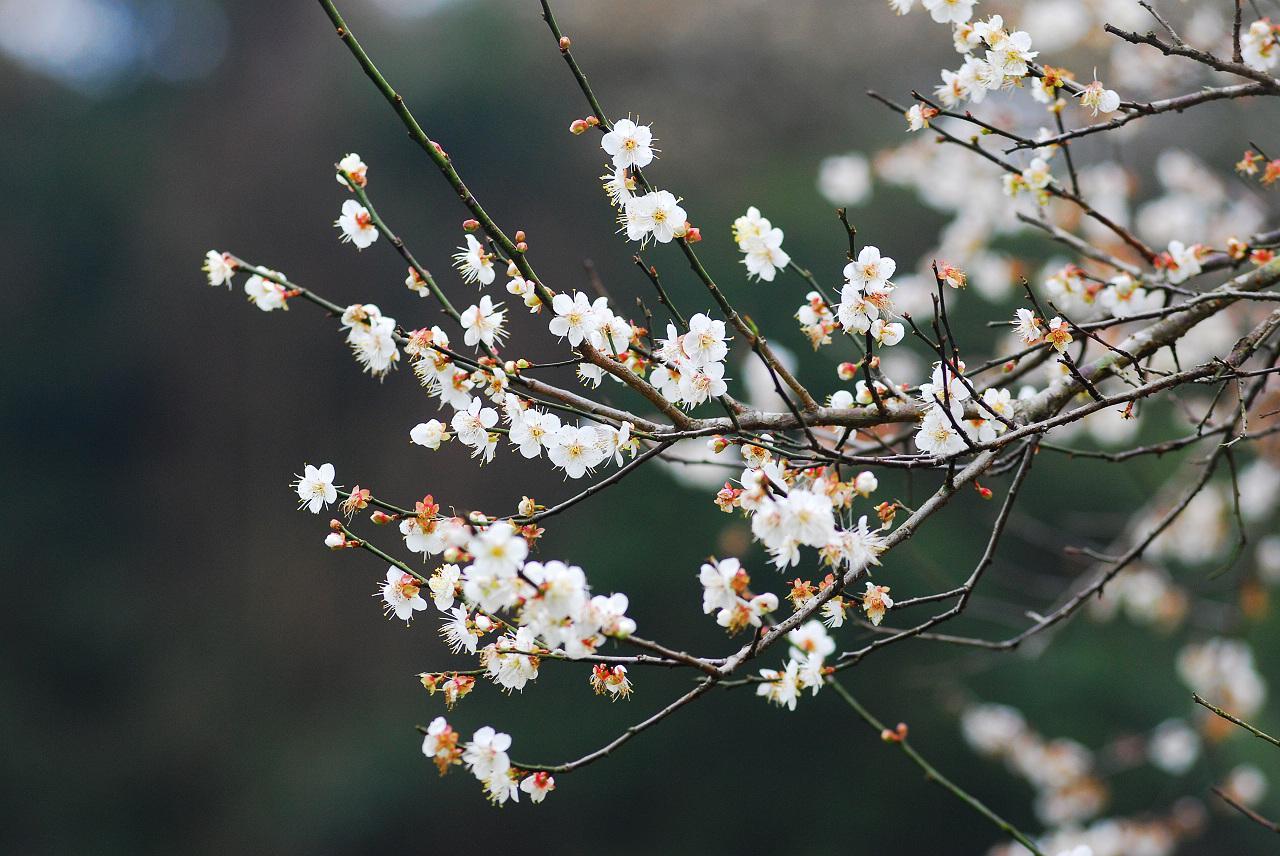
[828,679,1046,856]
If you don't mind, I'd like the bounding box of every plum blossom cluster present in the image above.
[648,313,732,408]
[421,719,555,805]
[733,206,790,282]
[914,360,1015,456]
[203,0,1280,846]
[837,246,905,344]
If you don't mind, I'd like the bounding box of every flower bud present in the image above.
[558,35,571,51]
[371,510,395,525]
[443,546,466,564]
[585,115,600,127]
[837,361,857,381]
[875,501,896,526]
[515,241,528,253]
[462,218,480,232]
[569,118,590,135]
[708,435,730,454]
[514,230,526,243]
[684,225,702,243]
[329,518,343,531]
[474,614,494,632]
[324,532,346,549]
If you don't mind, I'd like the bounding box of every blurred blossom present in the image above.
[1148,719,1201,776]
[655,437,741,491]
[0,0,227,93]
[741,342,798,414]
[1083,405,1141,448]
[1019,0,1090,54]
[1255,535,1280,585]
[1238,460,1280,522]
[1223,764,1268,807]
[1177,638,1267,721]
[816,152,872,207]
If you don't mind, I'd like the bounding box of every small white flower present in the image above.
[682,313,729,366]
[441,607,480,654]
[244,273,288,312]
[202,251,235,287]
[451,398,499,449]
[520,771,555,804]
[335,199,378,249]
[463,726,512,780]
[870,318,904,347]
[600,118,655,169]
[453,234,496,286]
[548,291,605,347]
[624,190,687,244]
[548,424,608,479]
[915,405,968,457]
[601,165,636,207]
[844,246,897,292]
[294,462,337,513]
[336,152,368,187]
[1164,240,1203,284]
[741,228,790,282]
[1013,307,1042,344]
[410,419,451,450]
[1079,80,1121,116]
[380,567,428,623]
[428,564,462,612]
[922,0,974,25]
[460,295,507,349]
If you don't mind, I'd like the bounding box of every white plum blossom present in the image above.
[699,557,746,616]
[202,251,235,287]
[335,199,378,249]
[380,567,428,623]
[428,563,462,612]
[410,419,451,450]
[453,234,496,286]
[922,0,974,25]
[548,424,609,478]
[509,407,562,459]
[624,190,687,244]
[440,607,481,654]
[1242,20,1279,71]
[844,246,897,292]
[244,273,288,312]
[600,118,655,169]
[451,398,499,450]
[336,152,368,187]
[294,462,337,513]
[683,313,730,366]
[548,291,604,347]
[463,726,512,780]
[460,295,507,349]
[741,226,790,282]
[915,404,968,457]
[520,771,555,803]
[1079,79,1121,116]
[1163,240,1203,284]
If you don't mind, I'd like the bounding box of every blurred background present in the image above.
[4,0,1280,853]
